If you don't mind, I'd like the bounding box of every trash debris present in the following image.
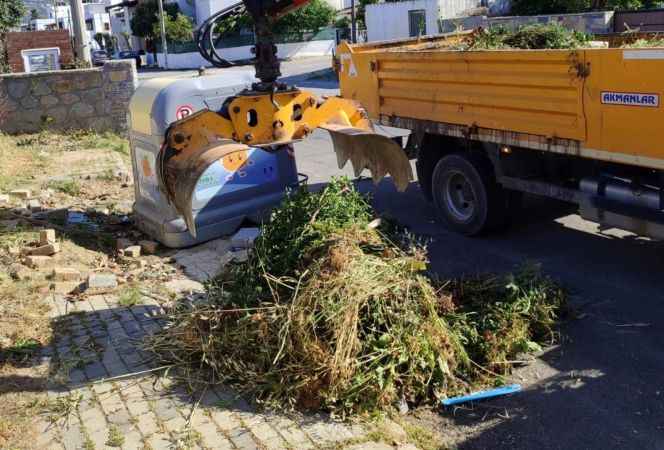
[441,384,522,407]
[163,279,205,295]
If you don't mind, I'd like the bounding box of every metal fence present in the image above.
[157,27,338,54]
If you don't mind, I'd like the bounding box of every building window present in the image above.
[408,9,426,37]
[85,19,93,30]
[104,22,110,30]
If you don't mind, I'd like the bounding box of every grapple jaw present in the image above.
[159,91,413,236]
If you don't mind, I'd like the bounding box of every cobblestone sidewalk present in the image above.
[36,292,373,450]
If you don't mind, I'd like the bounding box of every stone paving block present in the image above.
[83,360,108,381]
[151,397,180,422]
[196,419,234,450]
[209,409,242,432]
[145,433,173,450]
[60,420,86,450]
[122,320,143,337]
[267,416,315,450]
[98,391,125,415]
[85,426,108,449]
[120,351,148,372]
[162,414,187,434]
[101,347,128,377]
[68,368,87,384]
[107,407,135,433]
[135,411,161,436]
[92,380,114,396]
[141,321,162,335]
[228,427,260,450]
[243,420,288,450]
[122,430,144,449]
[87,295,110,311]
[125,395,151,417]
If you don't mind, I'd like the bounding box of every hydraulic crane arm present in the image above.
[162,0,413,236]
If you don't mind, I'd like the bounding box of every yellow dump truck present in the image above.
[336,34,664,238]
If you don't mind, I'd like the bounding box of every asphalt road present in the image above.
[295,118,664,449]
[137,56,333,83]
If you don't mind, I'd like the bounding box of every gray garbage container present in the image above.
[128,74,299,248]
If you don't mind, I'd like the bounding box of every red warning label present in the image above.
[175,105,194,120]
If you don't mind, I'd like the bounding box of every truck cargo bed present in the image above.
[337,33,664,171]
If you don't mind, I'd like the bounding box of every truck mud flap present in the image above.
[158,139,249,238]
[320,123,414,192]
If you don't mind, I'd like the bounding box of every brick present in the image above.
[25,255,53,268]
[29,243,61,256]
[27,198,41,212]
[85,273,118,294]
[51,281,80,295]
[231,227,261,249]
[138,240,159,254]
[115,238,133,251]
[9,189,30,199]
[122,245,141,258]
[52,267,81,282]
[40,229,56,245]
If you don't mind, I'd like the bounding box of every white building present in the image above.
[22,0,114,51]
[365,0,510,42]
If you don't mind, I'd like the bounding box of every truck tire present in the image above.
[431,153,507,236]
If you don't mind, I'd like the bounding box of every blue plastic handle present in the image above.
[441,384,522,407]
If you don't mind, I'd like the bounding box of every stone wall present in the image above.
[0,60,137,135]
[5,30,74,73]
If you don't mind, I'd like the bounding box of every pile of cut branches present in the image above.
[147,178,565,416]
[462,23,591,50]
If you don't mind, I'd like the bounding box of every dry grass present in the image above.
[0,129,131,448]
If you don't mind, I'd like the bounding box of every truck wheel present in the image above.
[431,153,506,236]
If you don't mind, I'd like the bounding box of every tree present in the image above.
[0,0,25,32]
[153,12,193,43]
[30,8,38,20]
[130,0,179,55]
[272,0,335,34]
[215,0,335,37]
[129,0,179,40]
[0,0,25,73]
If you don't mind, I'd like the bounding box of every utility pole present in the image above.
[157,0,169,69]
[69,0,91,64]
[350,0,356,43]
